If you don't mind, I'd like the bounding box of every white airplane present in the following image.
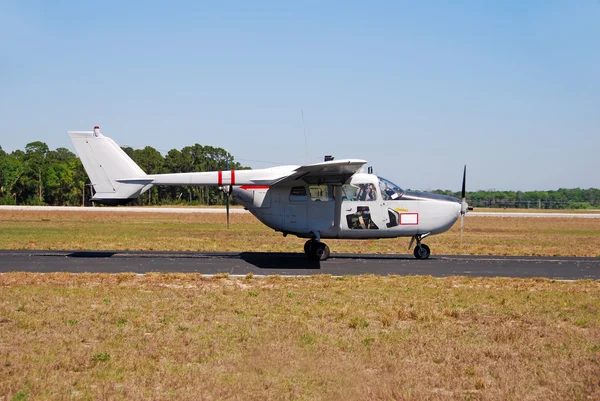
[68,126,471,261]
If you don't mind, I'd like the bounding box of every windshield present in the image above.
[378,177,404,200]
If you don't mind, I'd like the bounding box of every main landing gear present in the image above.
[409,234,431,259]
[304,239,330,261]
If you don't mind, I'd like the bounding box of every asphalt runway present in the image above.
[0,250,598,279]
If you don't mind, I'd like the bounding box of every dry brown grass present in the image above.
[0,273,598,400]
[1,210,599,257]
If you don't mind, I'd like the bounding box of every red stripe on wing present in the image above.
[240,185,270,190]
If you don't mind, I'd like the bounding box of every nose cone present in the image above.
[430,200,461,234]
[405,191,461,234]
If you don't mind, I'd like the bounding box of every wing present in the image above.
[147,159,366,187]
[272,159,367,186]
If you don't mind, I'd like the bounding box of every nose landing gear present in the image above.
[409,233,431,259]
[304,239,330,261]
[413,243,431,259]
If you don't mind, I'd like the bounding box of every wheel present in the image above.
[309,242,330,261]
[304,240,314,256]
[413,244,431,259]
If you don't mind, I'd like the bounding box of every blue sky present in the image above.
[1,1,598,191]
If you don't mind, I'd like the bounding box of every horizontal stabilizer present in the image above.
[116,178,155,185]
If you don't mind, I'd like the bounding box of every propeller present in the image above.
[225,154,231,229]
[460,165,469,245]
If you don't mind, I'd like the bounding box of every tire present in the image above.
[304,240,314,255]
[413,244,431,259]
[311,242,330,261]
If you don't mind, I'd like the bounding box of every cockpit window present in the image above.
[342,183,377,201]
[289,186,308,201]
[378,177,404,200]
[309,185,332,201]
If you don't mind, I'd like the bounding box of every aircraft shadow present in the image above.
[62,250,322,269]
[331,253,418,261]
[67,251,117,258]
[60,250,418,270]
[238,252,321,270]
[238,252,424,269]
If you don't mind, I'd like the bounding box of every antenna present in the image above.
[301,109,309,163]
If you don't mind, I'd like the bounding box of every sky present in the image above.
[1,1,598,191]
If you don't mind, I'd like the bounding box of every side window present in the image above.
[341,184,359,201]
[289,186,308,202]
[343,183,377,201]
[309,185,331,201]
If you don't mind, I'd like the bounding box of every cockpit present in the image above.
[378,177,405,200]
[342,174,405,202]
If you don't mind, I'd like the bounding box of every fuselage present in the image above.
[232,173,461,240]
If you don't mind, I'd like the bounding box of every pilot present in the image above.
[356,184,367,201]
[367,184,377,201]
[356,183,377,201]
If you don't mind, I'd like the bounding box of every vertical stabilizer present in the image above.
[68,127,151,205]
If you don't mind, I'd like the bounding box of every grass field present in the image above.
[1,273,599,400]
[0,210,599,257]
[1,210,599,400]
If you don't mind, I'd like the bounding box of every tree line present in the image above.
[0,142,245,206]
[1,141,598,209]
[431,188,600,209]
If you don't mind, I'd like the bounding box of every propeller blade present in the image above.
[460,165,468,215]
[225,153,230,229]
[461,165,466,200]
[459,165,467,247]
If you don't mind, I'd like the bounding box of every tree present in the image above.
[45,148,83,205]
[1,150,26,204]
[0,147,25,204]
[24,141,49,203]
[132,146,164,204]
[162,149,186,202]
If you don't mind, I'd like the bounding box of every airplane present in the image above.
[68,126,471,261]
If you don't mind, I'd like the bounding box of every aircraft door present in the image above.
[284,185,308,232]
[285,204,307,232]
[340,182,387,232]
